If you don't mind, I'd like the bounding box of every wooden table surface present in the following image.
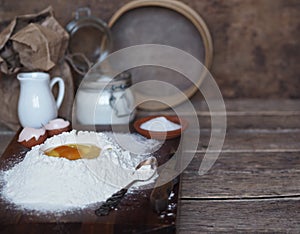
[140,98,300,233]
[1,99,300,233]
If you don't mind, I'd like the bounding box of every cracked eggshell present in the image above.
[18,127,48,148]
[45,118,71,137]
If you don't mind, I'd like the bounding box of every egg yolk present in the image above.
[45,144,101,160]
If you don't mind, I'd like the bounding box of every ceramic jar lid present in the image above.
[80,71,132,91]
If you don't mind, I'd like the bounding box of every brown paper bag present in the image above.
[12,23,59,70]
[0,6,69,74]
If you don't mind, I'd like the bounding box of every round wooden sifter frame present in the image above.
[108,0,213,110]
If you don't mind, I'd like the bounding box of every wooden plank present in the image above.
[178,199,300,233]
[163,127,300,162]
[199,115,300,129]
[181,152,300,198]
[139,98,300,113]
[188,96,300,112]
[194,129,300,152]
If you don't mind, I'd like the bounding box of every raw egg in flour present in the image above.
[45,144,101,160]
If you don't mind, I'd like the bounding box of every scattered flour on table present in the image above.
[0,130,160,213]
[140,116,181,132]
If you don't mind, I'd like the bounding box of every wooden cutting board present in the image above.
[0,127,181,234]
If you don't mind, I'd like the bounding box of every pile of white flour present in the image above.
[0,131,160,212]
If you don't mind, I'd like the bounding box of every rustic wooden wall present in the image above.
[0,0,299,98]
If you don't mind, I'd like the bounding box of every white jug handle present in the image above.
[50,77,65,109]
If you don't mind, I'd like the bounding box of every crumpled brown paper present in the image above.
[0,6,69,74]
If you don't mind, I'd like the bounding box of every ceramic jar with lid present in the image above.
[75,72,135,125]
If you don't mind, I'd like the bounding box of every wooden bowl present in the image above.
[133,115,188,140]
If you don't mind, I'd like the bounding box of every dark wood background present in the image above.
[0,0,299,98]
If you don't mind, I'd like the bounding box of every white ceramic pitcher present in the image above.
[17,72,65,128]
